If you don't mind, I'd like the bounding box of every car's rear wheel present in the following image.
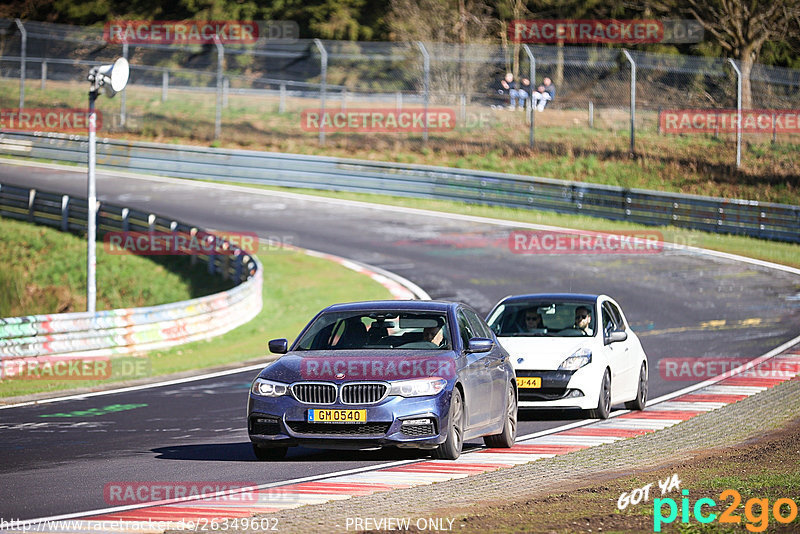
[624,363,648,411]
[483,381,517,448]
[589,369,611,419]
[252,443,288,460]
[432,388,464,460]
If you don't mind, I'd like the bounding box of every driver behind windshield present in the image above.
[520,309,544,333]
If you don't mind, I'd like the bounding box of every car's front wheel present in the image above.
[432,388,464,460]
[589,369,611,419]
[252,443,288,460]
[624,363,648,411]
[483,381,517,448]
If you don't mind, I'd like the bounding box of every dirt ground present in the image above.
[374,417,800,533]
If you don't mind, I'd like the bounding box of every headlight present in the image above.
[558,348,592,371]
[251,378,288,397]
[389,377,447,397]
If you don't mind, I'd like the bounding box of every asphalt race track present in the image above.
[1,161,799,521]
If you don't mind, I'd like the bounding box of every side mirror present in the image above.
[466,337,494,353]
[268,338,288,354]
[604,331,628,345]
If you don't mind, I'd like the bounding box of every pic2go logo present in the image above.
[654,489,798,532]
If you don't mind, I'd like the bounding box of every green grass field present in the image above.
[0,220,393,399]
[2,79,798,205]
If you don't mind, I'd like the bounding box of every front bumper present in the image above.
[248,390,450,450]
[515,368,598,409]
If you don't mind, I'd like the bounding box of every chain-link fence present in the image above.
[1,18,799,172]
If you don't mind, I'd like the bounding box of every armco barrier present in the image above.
[0,182,262,360]
[1,132,798,243]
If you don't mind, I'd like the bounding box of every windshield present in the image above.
[486,300,597,337]
[295,311,451,350]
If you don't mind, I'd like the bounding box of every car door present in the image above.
[464,307,506,423]
[600,300,634,402]
[606,300,641,398]
[456,309,492,429]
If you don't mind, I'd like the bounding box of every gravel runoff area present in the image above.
[218,347,800,534]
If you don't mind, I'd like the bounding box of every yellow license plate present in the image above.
[516,377,542,389]
[308,409,367,423]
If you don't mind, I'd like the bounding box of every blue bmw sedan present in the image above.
[248,300,517,460]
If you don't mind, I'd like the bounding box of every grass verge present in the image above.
[0,215,233,316]
[0,245,393,399]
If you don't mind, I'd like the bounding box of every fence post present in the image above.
[61,195,69,231]
[41,61,47,90]
[314,39,327,146]
[622,50,636,154]
[772,111,776,144]
[214,36,224,140]
[728,58,742,168]
[15,19,26,111]
[589,101,594,129]
[396,91,402,111]
[459,94,466,125]
[341,88,347,110]
[161,71,168,102]
[523,45,535,148]
[279,83,286,113]
[416,42,430,143]
[223,76,229,108]
[120,41,128,128]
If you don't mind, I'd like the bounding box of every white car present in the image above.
[486,293,648,419]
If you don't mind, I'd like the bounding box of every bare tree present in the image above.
[652,0,800,107]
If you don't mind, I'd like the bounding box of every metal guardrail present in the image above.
[1,132,798,243]
[0,181,263,359]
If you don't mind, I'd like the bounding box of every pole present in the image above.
[120,41,128,127]
[523,45,535,148]
[623,50,636,154]
[15,19,26,111]
[214,36,224,140]
[87,89,98,313]
[314,39,327,146]
[417,42,430,143]
[728,58,742,168]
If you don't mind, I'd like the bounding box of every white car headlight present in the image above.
[389,377,447,397]
[558,348,592,371]
[251,378,288,397]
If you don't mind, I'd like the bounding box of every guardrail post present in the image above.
[279,83,286,113]
[41,60,47,90]
[61,195,69,231]
[314,39,327,146]
[416,42,430,143]
[161,71,168,102]
[27,189,36,222]
[523,45,535,148]
[15,19,26,111]
[121,208,129,232]
[190,228,198,265]
[622,50,636,155]
[214,36,224,140]
[207,235,216,275]
[728,58,742,168]
[120,41,128,128]
[148,214,156,233]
